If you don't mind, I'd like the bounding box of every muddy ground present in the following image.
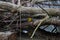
[17,30,60,40]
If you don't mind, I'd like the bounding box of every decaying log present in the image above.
[45,18,60,26]
[0,1,18,12]
[20,7,60,16]
[33,17,60,26]
[0,9,8,11]
[0,1,60,16]
[1,1,60,25]
[0,1,60,26]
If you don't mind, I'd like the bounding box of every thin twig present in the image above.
[30,15,49,38]
[6,13,19,27]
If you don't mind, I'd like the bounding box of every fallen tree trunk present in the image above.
[34,17,60,26]
[0,1,60,16]
[0,1,60,26]
[44,18,60,26]
[20,7,60,16]
[0,1,18,12]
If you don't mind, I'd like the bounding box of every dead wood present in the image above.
[44,18,60,26]
[0,1,18,12]
[33,17,60,26]
[0,1,60,16]
[0,1,60,26]
[20,7,60,16]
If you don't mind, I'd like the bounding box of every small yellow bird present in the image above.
[28,17,32,22]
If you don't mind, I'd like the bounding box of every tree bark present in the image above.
[33,18,60,26]
[44,18,60,26]
[0,1,60,27]
[0,1,60,16]
[0,1,18,12]
[20,7,60,16]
